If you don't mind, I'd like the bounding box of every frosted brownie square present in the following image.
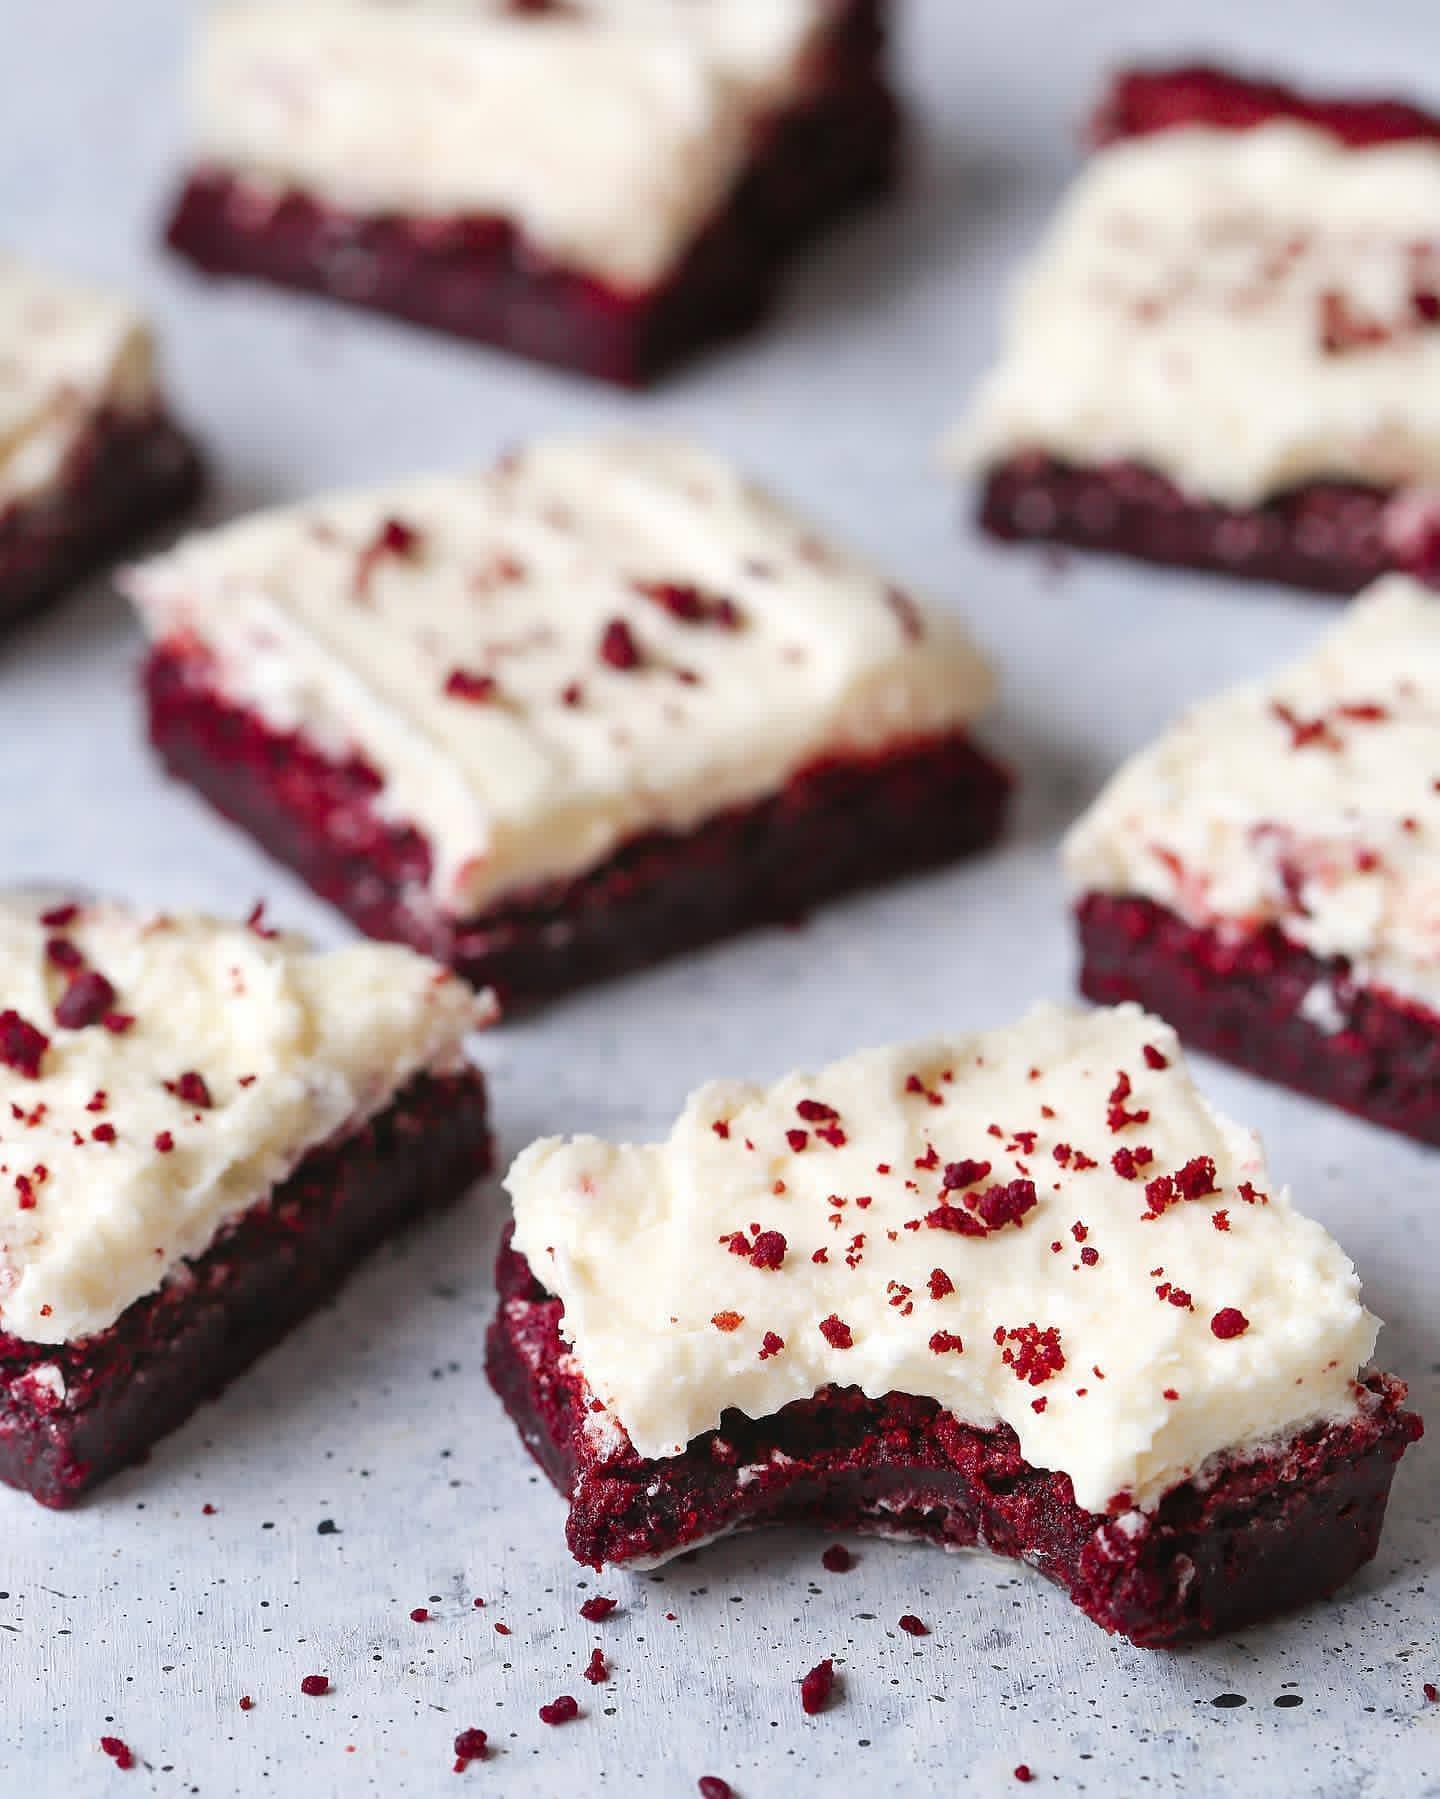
[0,897,492,1506]
[164,0,899,386]
[949,65,1440,594]
[126,438,1009,1007]
[1068,575,1440,1142]
[0,258,201,632]
[487,1003,1418,1645]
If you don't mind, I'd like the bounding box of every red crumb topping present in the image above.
[444,669,499,704]
[821,1545,854,1573]
[941,1158,992,1190]
[1110,1145,1154,1180]
[749,1230,787,1270]
[1212,1209,1230,1232]
[579,1595,617,1622]
[239,1696,255,1712]
[410,1607,430,1623]
[634,579,742,630]
[1106,1070,1150,1132]
[1143,1044,1169,1069]
[1144,1155,1219,1218]
[786,1128,809,1152]
[711,1120,730,1140]
[712,1311,744,1333]
[928,1268,955,1300]
[995,1323,1066,1385]
[54,970,117,1031]
[929,1331,965,1354]
[796,1099,839,1123]
[758,1331,786,1360]
[1238,1182,1269,1206]
[1080,1246,1100,1266]
[45,937,83,971]
[599,618,642,670]
[819,1315,854,1349]
[698,1779,734,1799]
[170,1071,214,1109]
[1211,1307,1251,1339]
[897,1615,929,1637]
[800,1659,835,1715]
[0,1011,49,1079]
[539,1695,579,1726]
[103,1013,135,1034]
[40,904,78,928]
[1425,1683,1439,1703]
[1015,1769,1034,1786]
[356,516,420,593]
[300,1675,329,1697]
[453,1727,489,1768]
[99,1737,134,1770]
[583,1648,609,1685]
[927,1178,1037,1238]
[154,1131,176,1155]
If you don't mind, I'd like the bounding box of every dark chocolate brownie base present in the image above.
[143,641,1011,1009]
[978,454,1410,596]
[0,1069,492,1507]
[1077,891,1440,1147]
[485,1237,1419,1647]
[0,408,203,635]
[164,0,899,387]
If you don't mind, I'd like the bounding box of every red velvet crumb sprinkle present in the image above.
[579,1595,617,1622]
[786,1128,809,1152]
[99,1736,134,1770]
[453,1727,489,1769]
[1142,1044,1169,1070]
[239,1696,255,1712]
[300,1675,329,1697]
[583,1648,609,1685]
[1080,1246,1100,1266]
[996,1323,1065,1385]
[444,669,499,704]
[0,1011,49,1079]
[410,1607,430,1622]
[897,1614,929,1637]
[1425,1683,1439,1703]
[698,1780,734,1799]
[758,1331,786,1360]
[54,971,117,1031]
[634,580,742,630]
[929,1330,965,1354]
[819,1314,854,1349]
[599,618,642,670]
[712,1311,744,1333]
[538,1695,579,1726]
[749,1230,787,1270]
[39,904,78,928]
[154,1131,176,1154]
[941,1158,992,1190]
[1014,1769,1034,1785]
[800,1659,835,1715]
[928,1268,954,1300]
[821,1545,854,1573]
[171,1071,214,1109]
[1210,1307,1250,1339]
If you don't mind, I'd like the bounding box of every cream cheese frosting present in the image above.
[1065,576,1440,1011]
[188,0,835,287]
[0,897,486,1345]
[125,437,997,918]
[0,257,157,511]
[950,122,1440,509]
[506,1003,1377,1516]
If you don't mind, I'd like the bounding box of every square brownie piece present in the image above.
[487,1004,1419,1645]
[125,437,1009,1008]
[165,0,899,386]
[950,64,1440,594]
[0,896,492,1506]
[0,258,201,633]
[1068,575,1440,1143]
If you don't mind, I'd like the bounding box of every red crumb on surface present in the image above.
[153,1131,176,1154]
[300,1674,330,1697]
[897,1614,930,1637]
[239,1696,255,1712]
[493,1622,511,1635]
[698,1780,734,1799]
[758,1330,786,1359]
[819,1314,854,1349]
[599,617,642,670]
[583,1647,609,1684]
[1424,1682,1439,1702]
[1014,1767,1034,1785]
[800,1658,836,1715]
[929,1330,965,1355]
[99,1736,135,1770]
[538,1694,580,1726]
[170,1070,214,1109]
[453,1726,489,1769]
[821,1544,855,1573]
[579,1595,617,1622]
[54,970,117,1030]
[444,669,499,704]
[410,1606,430,1622]
[996,1323,1066,1385]
[712,1311,745,1333]
[0,1011,49,1079]
[1211,1308,1251,1339]
[749,1230,787,1270]
[928,1267,955,1299]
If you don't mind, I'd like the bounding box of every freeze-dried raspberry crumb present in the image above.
[821,1545,854,1573]
[928,1268,954,1300]
[300,1675,329,1697]
[698,1780,734,1799]
[99,1736,134,1770]
[538,1695,579,1726]
[712,1311,744,1333]
[444,669,499,704]
[410,1607,430,1622]
[583,1647,609,1685]
[749,1230,787,1270]
[54,970,117,1031]
[996,1323,1065,1385]
[897,1615,929,1636]
[758,1331,785,1360]
[239,1696,255,1711]
[800,1658,835,1715]
[942,1158,992,1190]
[171,1070,213,1109]
[599,618,642,670]
[819,1314,854,1349]
[929,1331,965,1354]
[0,1011,48,1079]
[453,1727,489,1768]
[1210,1307,1250,1339]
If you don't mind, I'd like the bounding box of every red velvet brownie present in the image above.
[164,0,898,387]
[125,438,1008,1008]
[1068,575,1440,1143]
[0,896,492,1507]
[952,65,1440,593]
[0,259,201,633]
[487,1005,1419,1645]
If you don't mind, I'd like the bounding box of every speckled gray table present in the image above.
[2,1,1437,1793]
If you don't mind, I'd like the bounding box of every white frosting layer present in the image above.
[189,0,834,287]
[507,1003,1376,1515]
[0,257,157,510]
[0,898,485,1345]
[1066,575,1440,1011]
[952,122,1440,508]
[125,438,996,918]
